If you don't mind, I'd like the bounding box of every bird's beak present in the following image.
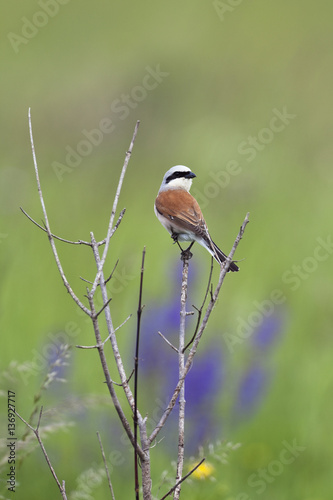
[185,172,196,179]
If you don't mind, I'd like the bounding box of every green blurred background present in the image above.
[1,0,333,498]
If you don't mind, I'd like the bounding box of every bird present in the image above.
[154,165,239,272]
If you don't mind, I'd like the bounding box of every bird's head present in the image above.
[159,165,196,193]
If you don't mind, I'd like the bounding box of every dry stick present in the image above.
[27,108,91,317]
[75,314,132,349]
[173,254,189,500]
[90,120,140,296]
[80,257,120,286]
[134,248,146,500]
[98,209,127,246]
[159,458,206,500]
[26,114,146,477]
[97,431,116,500]
[19,208,91,245]
[138,421,152,500]
[157,331,179,353]
[183,256,214,352]
[148,213,250,446]
[15,407,67,500]
[90,233,137,412]
[88,121,141,413]
[86,294,145,461]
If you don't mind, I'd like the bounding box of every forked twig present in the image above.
[148,213,250,446]
[90,121,140,295]
[25,108,91,317]
[15,407,68,500]
[183,256,214,352]
[98,208,127,247]
[75,314,132,349]
[104,259,120,284]
[159,458,206,500]
[157,331,179,353]
[20,207,90,245]
[80,258,120,286]
[89,232,137,412]
[86,293,145,461]
[24,113,149,489]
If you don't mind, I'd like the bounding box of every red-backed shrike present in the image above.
[154,165,239,272]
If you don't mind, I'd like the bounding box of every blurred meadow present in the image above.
[1,0,333,498]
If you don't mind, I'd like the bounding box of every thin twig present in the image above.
[159,458,206,500]
[90,121,140,295]
[183,256,214,352]
[173,255,189,500]
[157,331,179,353]
[76,314,132,349]
[97,431,116,500]
[15,407,68,500]
[87,122,141,416]
[111,368,135,387]
[101,369,135,388]
[98,208,127,247]
[86,294,145,460]
[89,232,136,411]
[104,259,120,284]
[134,247,146,500]
[80,258,119,286]
[20,207,91,245]
[27,109,91,316]
[149,213,250,445]
[95,297,113,318]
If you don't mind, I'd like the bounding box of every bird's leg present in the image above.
[184,241,194,252]
[171,232,194,261]
[171,231,183,249]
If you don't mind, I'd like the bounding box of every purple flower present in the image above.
[234,365,268,418]
[251,313,284,351]
[138,276,224,451]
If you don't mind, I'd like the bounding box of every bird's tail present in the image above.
[211,241,239,272]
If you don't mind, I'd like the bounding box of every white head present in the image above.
[158,165,196,192]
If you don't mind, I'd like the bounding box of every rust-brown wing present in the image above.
[155,189,210,240]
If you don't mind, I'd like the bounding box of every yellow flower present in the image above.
[190,461,215,480]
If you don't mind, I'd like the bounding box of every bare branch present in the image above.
[90,121,140,295]
[97,431,116,500]
[84,122,142,421]
[94,297,113,318]
[20,207,91,245]
[27,108,91,317]
[15,408,68,499]
[157,331,179,353]
[89,233,137,412]
[75,314,132,349]
[80,257,120,286]
[104,259,120,284]
[174,254,189,499]
[98,208,127,247]
[149,213,250,445]
[85,294,145,461]
[183,256,214,352]
[111,368,135,387]
[134,247,146,500]
[159,458,206,500]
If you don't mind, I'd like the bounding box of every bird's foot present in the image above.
[181,248,193,262]
[180,242,194,262]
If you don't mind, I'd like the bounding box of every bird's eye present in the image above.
[169,215,174,220]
